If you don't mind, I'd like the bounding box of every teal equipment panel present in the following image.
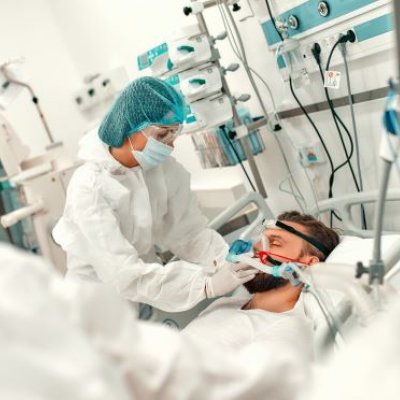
[262,0,381,46]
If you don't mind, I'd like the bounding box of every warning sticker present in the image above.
[324,70,341,89]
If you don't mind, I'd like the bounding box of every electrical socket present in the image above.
[73,66,129,111]
[301,29,357,64]
[94,76,114,101]
[302,44,314,60]
[73,85,97,111]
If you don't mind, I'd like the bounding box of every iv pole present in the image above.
[1,61,58,148]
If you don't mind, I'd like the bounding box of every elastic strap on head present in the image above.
[274,220,330,257]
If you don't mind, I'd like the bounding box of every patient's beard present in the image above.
[244,273,289,293]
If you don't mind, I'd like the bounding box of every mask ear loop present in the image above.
[128,135,135,151]
[127,135,139,165]
[128,130,149,151]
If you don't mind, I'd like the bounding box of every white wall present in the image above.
[0,0,88,157]
[1,0,399,228]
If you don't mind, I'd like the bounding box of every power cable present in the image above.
[264,0,284,41]
[313,38,367,228]
[288,77,342,223]
[264,0,341,223]
[341,43,367,228]
[220,125,257,191]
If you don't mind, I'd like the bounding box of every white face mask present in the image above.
[129,136,173,170]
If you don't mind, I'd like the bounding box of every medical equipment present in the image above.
[226,241,304,286]
[276,37,309,87]
[137,10,269,196]
[0,64,80,272]
[0,59,57,149]
[340,82,400,301]
[168,63,223,102]
[253,0,398,231]
[0,120,79,272]
[73,66,129,112]
[191,108,265,168]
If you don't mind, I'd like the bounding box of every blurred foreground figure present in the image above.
[0,243,311,400]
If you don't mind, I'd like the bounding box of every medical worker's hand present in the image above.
[205,263,257,298]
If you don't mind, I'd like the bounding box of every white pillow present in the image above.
[306,234,400,356]
[326,234,400,265]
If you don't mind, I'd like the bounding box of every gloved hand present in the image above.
[205,263,257,298]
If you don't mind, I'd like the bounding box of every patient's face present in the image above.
[244,220,314,293]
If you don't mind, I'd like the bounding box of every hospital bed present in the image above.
[148,190,400,360]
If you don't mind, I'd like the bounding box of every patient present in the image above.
[182,211,340,349]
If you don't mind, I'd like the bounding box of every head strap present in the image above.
[274,220,331,257]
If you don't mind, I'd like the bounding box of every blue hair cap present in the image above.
[98,76,187,147]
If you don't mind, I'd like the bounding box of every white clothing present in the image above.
[183,292,313,350]
[53,129,228,311]
[0,243,312,400]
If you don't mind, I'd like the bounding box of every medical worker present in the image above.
[53,76,255,311]
[0,243,310,400]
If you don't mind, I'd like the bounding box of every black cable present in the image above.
[313,38,367,228]
[220,125,257,192]
[266,0,344,224]
[288,79,335,179]
[265,0,341,223]
[265,0,284,41]
[326,31,356,71]
[326,41,341,72]
[342,47,367,229]
[289,78,342,224]
[317,61,357,187]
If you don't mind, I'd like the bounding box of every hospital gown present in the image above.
[183,291,314,351]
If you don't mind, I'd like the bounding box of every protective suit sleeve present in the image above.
[58,183,211,312]
[162,161,228,267]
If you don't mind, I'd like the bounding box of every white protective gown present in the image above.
[53,130,228,311]
[0,243,312,400]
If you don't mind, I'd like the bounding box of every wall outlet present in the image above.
[73,85,97,111]
[73,66,129,111]
[301,30,357,66]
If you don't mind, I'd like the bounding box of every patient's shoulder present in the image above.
[199,295,251,317]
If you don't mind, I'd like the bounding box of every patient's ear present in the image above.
[305,255,320,265]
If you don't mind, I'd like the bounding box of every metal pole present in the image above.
[2,70,55,145]
[191,1,267,197]
[369,2,399,281]
[371,160,392,271]
[393,1,400,81]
